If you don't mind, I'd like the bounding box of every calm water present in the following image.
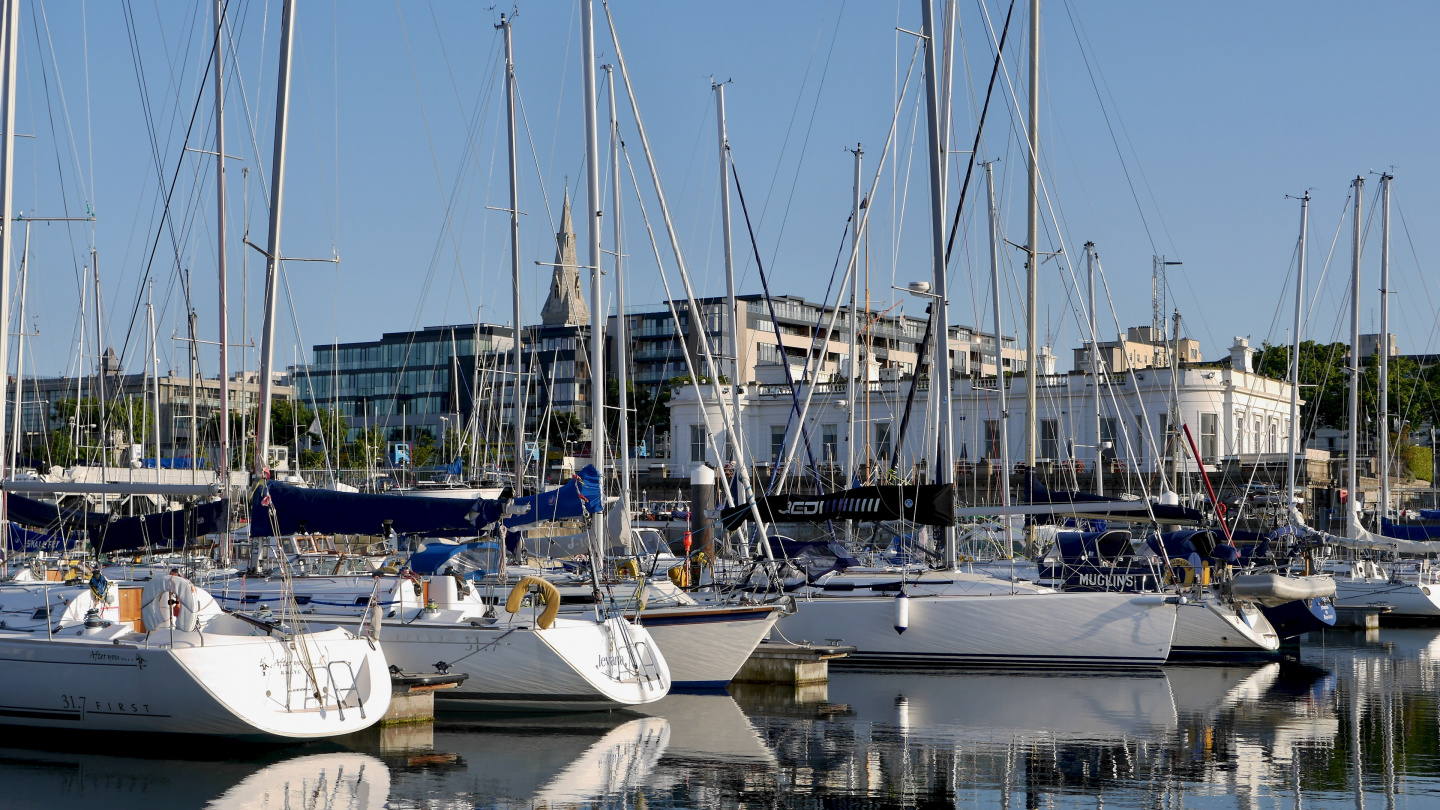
[2,627,1437,809]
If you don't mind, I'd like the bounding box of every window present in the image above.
[821,424,839,464]
[1234,411,1245,454]
[690,425,706,464]
[1134,414,1146,465]
[1040,419,1059,461]
[1253,417,1262,453]
[984,420,1001,459]
[875,422,893,462]
[1200,413,1218,462]
[771,425,787,463]
[1268,420,1278,454]
[1100,417,1118,462]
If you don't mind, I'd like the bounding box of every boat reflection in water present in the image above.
[0,745,388,810]
[4,629,1440,807]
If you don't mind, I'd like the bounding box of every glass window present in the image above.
[771,425,787,463]
[1100,417,1118,462]
[875,421,893,462]
[985,420,1001,459]
[1040,419,1059,461]
[690,425,706,464]
[821,424,839,464]
[1200,412,1218,462]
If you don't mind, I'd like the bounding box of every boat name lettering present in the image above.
[1073,573,1152,590]
[88,650,128,663]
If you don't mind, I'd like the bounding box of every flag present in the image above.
[307,418,323,438]
[260,490,272,508]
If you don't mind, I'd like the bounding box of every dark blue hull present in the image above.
[1258,597,1336,641]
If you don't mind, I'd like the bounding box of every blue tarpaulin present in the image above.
[1380,519,1440,542]
[502,465,604,528]
[5,493,226,552]
[6,522,74,552]
[250,465,604,538]
[250,483,503,538]
[140,457,211,470]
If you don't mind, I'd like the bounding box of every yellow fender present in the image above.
[616,558,640,579]
[668,565,689,588]
[505,576,561,630]
[1168,557,1196,586]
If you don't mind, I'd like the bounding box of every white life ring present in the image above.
[142,574,206,633]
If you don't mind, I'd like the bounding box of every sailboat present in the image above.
[1316,174,1440,618]
[223,6,672,710]
[0,0,390,741]
[764,0,1178,668]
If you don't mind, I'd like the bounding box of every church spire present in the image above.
[540,191,590,327]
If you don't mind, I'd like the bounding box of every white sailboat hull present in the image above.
[1169,599,1280,659]
[776,590,1175,667]
[1333,577,1440,617]
[629,605,780,688]
[356,615,670,712]
[0,627,388,739]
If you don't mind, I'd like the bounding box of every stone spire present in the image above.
[540,192,590,327]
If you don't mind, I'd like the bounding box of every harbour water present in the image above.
[2,628,1436,809]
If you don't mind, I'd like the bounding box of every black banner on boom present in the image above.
[721,483,955,530]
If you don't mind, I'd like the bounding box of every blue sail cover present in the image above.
[6,523,74,552]
[502,465,604,529]
[5,493,226,552]
[1379,519,1440,542]
[249,483,504,538]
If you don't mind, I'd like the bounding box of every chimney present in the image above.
[1229,337,1254,373]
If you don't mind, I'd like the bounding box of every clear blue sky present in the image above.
[10,1,1440,379]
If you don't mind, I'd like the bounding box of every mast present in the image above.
[0,0,15,551]
[1086,241,1102,497]
[1287,192,1308,524]
[94,253,107,499]
[215,0,231,559]
[8,221,26,475]
[608,64,632,545]
[148,282,161,482]
[714,80,742,523]
[845,143,861,512]
[254,0,296,479]
[1378,173,1392,530]
[581,0,604,488]
[1346,176,1363,537]
[986,162,1010,546]
[920,0,955,566]
[1024,0,1039,473]
[497,14,524,495]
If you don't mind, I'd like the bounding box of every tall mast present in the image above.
[581,0,604,486]
[148,281,161,481]
[608,65,632,543]
[1024,0,1040,473]
[1086,241,1102,497]
[714,81,743,505]
[0,0,16,549]
[920,0,955,566]
[94,253,107,490]
[1378,173,1392,530]
[254,0,296,479]
[845,143,862,493]
[1346,176,1363,537]
[497,14,524,495]
[215,0,231,559]
[1286,192,1308,524]
[986,162,1010,544]
[8,221,26,475]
